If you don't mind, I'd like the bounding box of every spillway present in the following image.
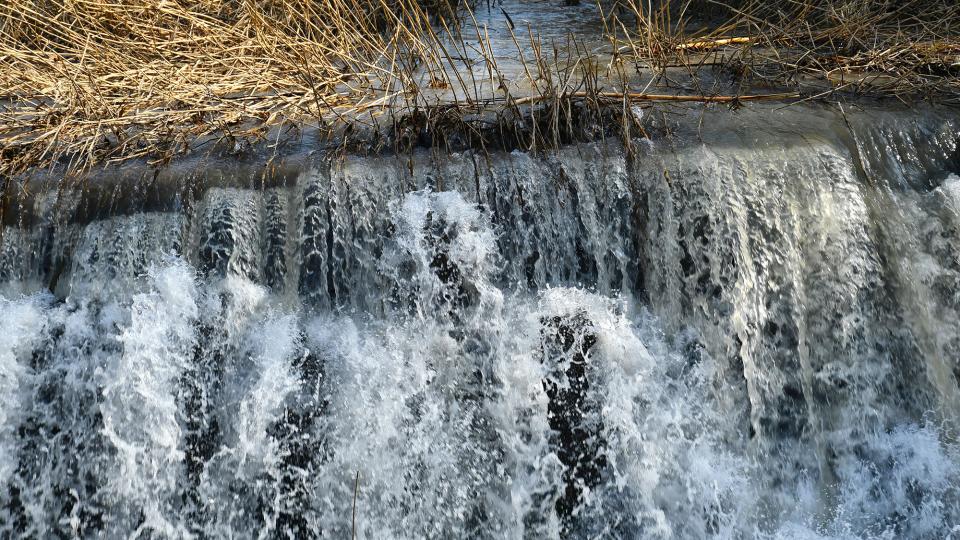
[2,104,959,538]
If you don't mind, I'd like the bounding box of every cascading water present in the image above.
[1,104,960,538]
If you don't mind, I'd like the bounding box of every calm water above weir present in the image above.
[2,104,960,538]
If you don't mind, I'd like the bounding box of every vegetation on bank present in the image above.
[0,0,957,177]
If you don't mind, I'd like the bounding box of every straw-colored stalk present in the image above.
[1,0,957,179]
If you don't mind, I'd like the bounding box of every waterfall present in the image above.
[2,104,959,538]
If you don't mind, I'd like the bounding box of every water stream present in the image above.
[2,104,960,538]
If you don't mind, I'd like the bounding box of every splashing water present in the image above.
[2,105,960,538]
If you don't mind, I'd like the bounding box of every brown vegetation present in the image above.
[0,0,469,176]
[608,0,960,101]
[0,0,957,177]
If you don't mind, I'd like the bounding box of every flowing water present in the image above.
[2,104,960,538]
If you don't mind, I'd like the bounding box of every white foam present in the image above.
[0,294,49,483]
[100,259,198,535]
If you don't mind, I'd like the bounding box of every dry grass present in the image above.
[0,0,465,176]
[0,0,958,178]
[608,0,960,102]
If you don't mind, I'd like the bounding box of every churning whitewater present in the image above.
[2,106,960,538]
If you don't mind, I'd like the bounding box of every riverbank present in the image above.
[1,0,958,178]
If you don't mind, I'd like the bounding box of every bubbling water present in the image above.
[2,105,960,538]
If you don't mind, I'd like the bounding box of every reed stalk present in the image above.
[0,0,956,178]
